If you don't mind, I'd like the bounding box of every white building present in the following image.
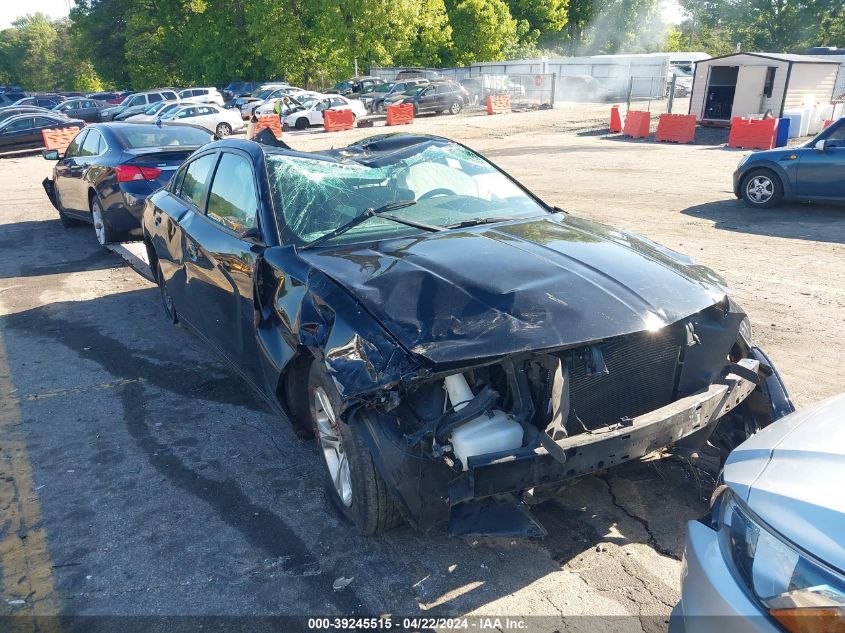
[689,52,840,123]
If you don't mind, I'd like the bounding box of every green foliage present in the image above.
[447,0,520,65]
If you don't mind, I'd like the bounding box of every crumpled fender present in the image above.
[256,245,425,404]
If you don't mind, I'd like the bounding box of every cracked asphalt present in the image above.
[1,109,843,632]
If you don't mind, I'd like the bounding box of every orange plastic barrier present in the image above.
[622,110,650,139]
[41,126,81,152]
[727,117,778,150]
[253,115,282,139]
[486,94,511,115]
[823,119,834,129]
[386,103,414,126]
[610,105,622,133]
[655,114,696,143]
[323,108,354,132]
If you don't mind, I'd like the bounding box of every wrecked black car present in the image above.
[142,133,794,537]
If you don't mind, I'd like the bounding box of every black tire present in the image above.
[307,361,402,535]
[157,261,178,324]
[295,117,309,130]
[376,102,385,115]
[90,195,115,248]
[412,103,419,116]
[740,169,783,208]
[216,122,232,137]
[449,100,462,115]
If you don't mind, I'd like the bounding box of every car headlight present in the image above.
[715,488,845,633]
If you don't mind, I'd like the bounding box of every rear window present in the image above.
[112,126,213,148]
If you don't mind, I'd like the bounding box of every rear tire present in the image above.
[449,100,462,115]
[741,169,783,208]
[91,195,114,248]
[216,122,232,137]
[308,361,403,535]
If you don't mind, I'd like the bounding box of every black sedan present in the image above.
[0,113,83,153]
[42,123,213,246]
[52,97,106,122]
[142,133,792,537]
[0,106,67,124]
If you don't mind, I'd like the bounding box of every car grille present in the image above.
[565,324,684,432]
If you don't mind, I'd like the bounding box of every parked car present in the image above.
[0,106,68,124]
[12,95,65,108]
[557,75,613,102]
[333,76,386,96]
[52,98,106,122]
[222,81,263,104]
[159,104,245,136]
[87,91,130,105]
[361,79,428,114]
[0,113,83,153]
[281,94,366,130]
[254,92,320,118]
[100,90,179,121]
[42,123,213,245]
[178,87,225,106]
[385,81,466,115]
[396,69,444,81]
[124,101,188,123]
[232,83,290,111]
[238,86,299,119]
[673,393,844,633]
[734,116,845,207]
[142,132,789,537]
[0,92,28,107]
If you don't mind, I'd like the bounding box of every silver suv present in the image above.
[100,89,180,121]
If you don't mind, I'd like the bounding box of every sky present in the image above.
[0,0,687,31]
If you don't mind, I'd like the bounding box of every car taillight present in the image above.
[115,165,162,182]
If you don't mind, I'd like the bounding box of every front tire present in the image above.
[216,122,232,137]
[308,361,402,534]
[741,169,783,208]
[295,117,309,130]
[449,100,462,115]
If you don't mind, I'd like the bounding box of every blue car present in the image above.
[733,116,845,207]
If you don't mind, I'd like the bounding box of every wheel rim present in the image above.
[92,201,106,245]
[451,103,460,114]
[314,387,352,507]
[218,124,231,136]
[746,175,774,204]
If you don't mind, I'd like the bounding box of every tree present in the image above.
[508,0,568,47]
[446,0,520,65]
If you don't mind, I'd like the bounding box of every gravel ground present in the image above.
[0,105,842,631]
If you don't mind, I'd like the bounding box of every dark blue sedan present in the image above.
[733,117,845,207]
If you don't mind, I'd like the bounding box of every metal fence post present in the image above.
[551,73,556,108]
[626,76,633,112]
[667,73,676,114]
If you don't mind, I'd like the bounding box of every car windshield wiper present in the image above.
[301,200,440,250]
[442,216,518,230]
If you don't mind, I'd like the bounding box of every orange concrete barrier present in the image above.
[42,126,81,152]
[728,117,778,150]
[486,94,511,115]
[386,103,414,126]
[610,105,623,133]
[323,108,354,132]
[253,115,282,139]
[655,114,696,143]
[622,110,650,139]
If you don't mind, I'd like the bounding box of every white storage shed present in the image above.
[689,52,840,123]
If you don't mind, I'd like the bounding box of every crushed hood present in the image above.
[300,214,727,365]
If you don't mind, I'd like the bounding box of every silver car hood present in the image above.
[723,393,845,573]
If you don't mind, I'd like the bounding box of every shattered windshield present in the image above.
[267,142,547,247]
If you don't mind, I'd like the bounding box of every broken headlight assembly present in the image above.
[713,488,845,633]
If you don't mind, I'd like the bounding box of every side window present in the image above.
[197,106,214,115]
[148,93,163,103]
[179,153,217,209]
[64,130,87,158]
[826,124,845,147]
[177,107,197,119]
[163,91,178,100]
[330,98,346,108]
[4,117,34,132]
[206,153,258,232]
[79,130,101,156]
[34,117,58,128]
[171,163,187,193]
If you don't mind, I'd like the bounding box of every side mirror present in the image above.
[240,226,264,244]
[815,139,826,152]
[42,149,61,160]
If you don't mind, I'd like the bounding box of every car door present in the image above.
[153,151,218,329]
[0,116,36,150]
[417,86,436,112]
[796,122,845,200]
[180,150,264,382]
[58,128,102,212]
[193,106,217,131]
[53,129,87,210]
[311,99,331,125]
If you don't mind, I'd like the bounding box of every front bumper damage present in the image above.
[355,357,774,538]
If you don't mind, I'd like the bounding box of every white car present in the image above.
[232,83,289,110]
[178,87,225,106]
[282,94,366,130]
[254,91,321,118]
[673,393,845,633]
[160,104,245,136]
[125,100,189,122]
[239,86,302,120]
